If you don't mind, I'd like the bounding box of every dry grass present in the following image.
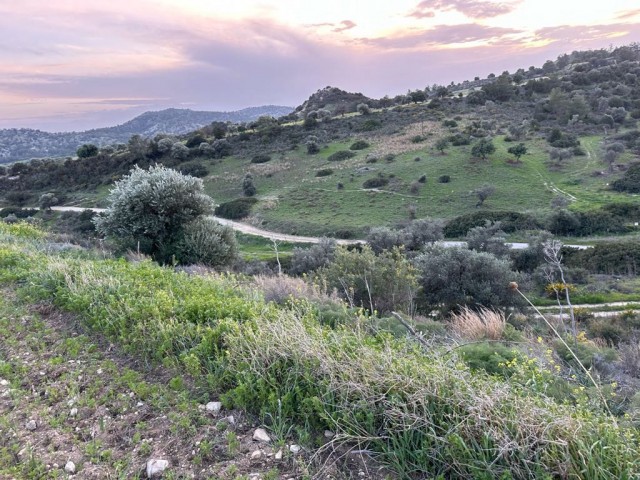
[450,306,506,340]
[252,274,341,305]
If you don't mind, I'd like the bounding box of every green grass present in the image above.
[2,224,639,479]
[235,232,304,262]
[198,129,640,236]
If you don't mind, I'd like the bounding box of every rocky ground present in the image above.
[0,289,385,479]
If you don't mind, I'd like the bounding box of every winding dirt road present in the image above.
[8,206,589,250]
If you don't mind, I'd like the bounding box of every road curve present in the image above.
[20,206,589,250]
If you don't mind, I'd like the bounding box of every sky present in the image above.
[1,0,640,132]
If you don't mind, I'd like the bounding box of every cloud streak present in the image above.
[408,0,520,19]
[361,24,522,49]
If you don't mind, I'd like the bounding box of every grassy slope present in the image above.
[2,222,640,479]
[198,127,640,236]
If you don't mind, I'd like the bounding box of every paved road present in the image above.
[9,206,590,250]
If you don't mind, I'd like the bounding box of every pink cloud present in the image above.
[408,0,519,19]
[333,20,357,33]
[535,23,640,44]
[616,9,640,20]
[360,24,522,49]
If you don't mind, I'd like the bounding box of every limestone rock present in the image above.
[252,428,270,443]
[146,459,169,478]
[64,461,76,474]
[205,401,222,414]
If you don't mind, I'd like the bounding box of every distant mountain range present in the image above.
[0,106,293,163]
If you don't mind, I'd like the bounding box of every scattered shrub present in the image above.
[350,140,370,150]
[0,207,38,219]
[444,211,541,237]
[214,197,258,220]
[438,175,451,183]
[328,150,356,162]
[458,342,520,377]
[179,163,208,178]
[251,154,272,164]
[315,168,334,177]
[174,217,238,267]
[362,177,389,189]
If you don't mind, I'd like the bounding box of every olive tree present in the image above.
[413,245,519,313]
[93,165,224,265]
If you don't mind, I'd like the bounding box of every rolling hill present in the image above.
[0,105,293,163]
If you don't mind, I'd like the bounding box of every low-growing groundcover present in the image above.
[1,222,639,479]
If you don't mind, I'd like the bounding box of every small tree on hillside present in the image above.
[39,192,59,211]
[242,173,256,197]
[357,103,371,115]
[474,184,496,207]
[507,143,528,161]
[77,144,99,158]
[471,138,496,160]
[435,138,449,154]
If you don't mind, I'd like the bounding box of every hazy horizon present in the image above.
[2,0,640,131]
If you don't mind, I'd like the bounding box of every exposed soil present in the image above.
[0,289,387,479]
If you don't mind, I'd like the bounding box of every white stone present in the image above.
[146,459,169,478]
[252,428,270,443]
[274,449,283,460]
[26,420,37,431]
[324,430,335,438]
[226,415,235,425]
[64,461,76,474]
[289,444,301,454]
[97,368,103,375]
[205,401,222,414]
[250,450,262,460]
[69,408,78,417]
[0,379,8,386]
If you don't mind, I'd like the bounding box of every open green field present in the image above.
[193,130,640,236]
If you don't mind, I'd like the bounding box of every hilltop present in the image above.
[0,105,292,163]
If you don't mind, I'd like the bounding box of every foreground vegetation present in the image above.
[2,221,640,479]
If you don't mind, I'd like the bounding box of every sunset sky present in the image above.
[2,0,640,131]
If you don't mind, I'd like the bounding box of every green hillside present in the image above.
[2,45,640,238]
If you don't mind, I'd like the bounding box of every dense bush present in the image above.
[214,197,258,220]
[179,163,208,178]
[612,163,640,193]
[251,154,272,164]
[0,207,38,219]
[448,133,472,146]
[76,144,99,158]
[174,217,238,267]
[328,150,356,161]
[318,245,417,314]
[458,342,521,377]
[315,168,334,177]
[414,245,520,312]
[444,211,541,238]
[290,237,337,275]
[362,177,389,189]
[566,241,640,275]
[349,140,370,150]
[546,209,627,236]
[366,227,404,254]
